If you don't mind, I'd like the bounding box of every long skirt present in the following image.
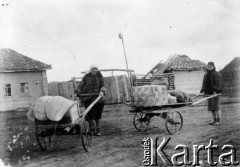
[207,96,220,111]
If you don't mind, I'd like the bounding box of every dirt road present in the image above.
[0,103,239,167]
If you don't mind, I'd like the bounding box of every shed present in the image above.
[0,48,52,111]
[149,54,206,94]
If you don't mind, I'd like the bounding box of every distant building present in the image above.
[0,48,51,111]
[147,54,206,94]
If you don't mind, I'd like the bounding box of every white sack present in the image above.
[34,96,53,121]
[63,102,80,123]
[46,96,74,121]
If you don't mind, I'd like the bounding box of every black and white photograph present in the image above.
[0,0,240,166]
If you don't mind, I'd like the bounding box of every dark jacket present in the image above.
[200,69,222,95]
[76,71,105,102]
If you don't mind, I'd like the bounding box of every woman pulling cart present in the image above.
[127,61,223,134]
[200,61,222,125]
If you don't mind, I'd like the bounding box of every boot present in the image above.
[215,118,221,125]
[209,118,216,125]
[96,128,101,136]
[215,110,221,124]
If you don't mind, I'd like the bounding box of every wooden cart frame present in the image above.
[125,94,221,135]
[35,103,91,152]
[35,93,103,152]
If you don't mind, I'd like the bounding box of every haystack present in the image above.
[220,57,240,96]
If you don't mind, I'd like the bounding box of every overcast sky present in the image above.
[1,0,240,81]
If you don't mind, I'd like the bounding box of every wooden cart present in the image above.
[35,93,103,152]
[125,94,221,135]
[35,115,91,152]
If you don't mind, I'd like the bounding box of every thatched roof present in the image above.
[166,55,206,71]
[149,55,206,76]
[0,48,52,72]
[220,57,240,74]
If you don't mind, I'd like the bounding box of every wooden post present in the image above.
[72,77,77,90]
[42,71,48,96]
[119,33,130,78]
[128,72,132,103]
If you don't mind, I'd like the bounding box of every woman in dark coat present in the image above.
[75,64,106,136]
[200,62,222,125]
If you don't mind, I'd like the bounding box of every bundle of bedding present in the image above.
[131,85,168,107]
[168,90,192,103]
[27,96,80,124]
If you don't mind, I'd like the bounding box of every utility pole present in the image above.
[118,32,130,78]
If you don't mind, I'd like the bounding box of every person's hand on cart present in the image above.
[99,87,106,96]
[99,87,106,103]
[200,89,206,96]
[99,91,104,97]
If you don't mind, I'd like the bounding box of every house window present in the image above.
[3,84,11,96]
[20,83,29,95]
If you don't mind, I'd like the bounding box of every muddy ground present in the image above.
[0,101,239,167]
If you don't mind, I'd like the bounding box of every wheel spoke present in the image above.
[86,136,91,147]
[143,121,148,126]
[165,111,183,135]
[133,112,149,131]
[81,121,91,152]
[135,119,140,125]
[136,114,141,119]
[175,124,180,129]
[43,138,47,149]
[37,130,51,151]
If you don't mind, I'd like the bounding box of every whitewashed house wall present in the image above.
[173,70,205,94]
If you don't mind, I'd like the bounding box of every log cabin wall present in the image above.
[132,73,175,90]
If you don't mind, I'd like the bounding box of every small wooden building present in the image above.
[0,48,51,111]
[149,54,206,94]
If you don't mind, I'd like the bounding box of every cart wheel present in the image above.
[80,121,91,152]
[36,125,52,151]
[133,112,150,132]
[165,111,183,135]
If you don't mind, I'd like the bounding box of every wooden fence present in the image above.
[104,75,131,103]
[48,82,75,100]
[48,75,131,104]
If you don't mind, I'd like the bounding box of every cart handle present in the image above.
[74,93,104,124]
[78,93,99,97]
[191,94,222,106]
[191,93,222,99]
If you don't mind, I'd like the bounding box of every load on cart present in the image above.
[127,60,222,134]
[27,93,104,152]
[125,84,221,135]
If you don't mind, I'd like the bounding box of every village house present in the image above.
[147,54,206,94]
[0,48,51,111]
